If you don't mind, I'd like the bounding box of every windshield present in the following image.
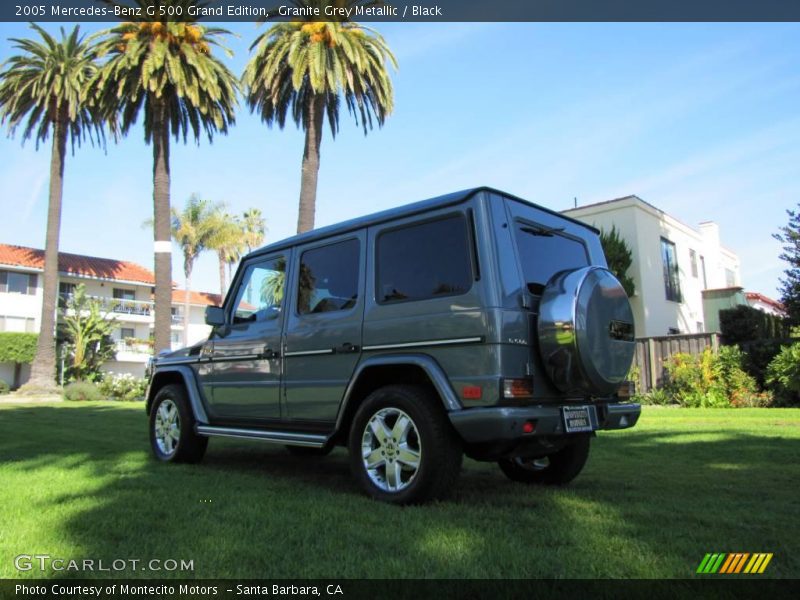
[513,220,590,293]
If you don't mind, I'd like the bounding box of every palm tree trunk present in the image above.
[183,263,191,348]
[297,95,325,234]
[218,251,227,299]
[24,113,67,392]
[152,102,173,355]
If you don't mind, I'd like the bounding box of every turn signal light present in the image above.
[503,378,533,399]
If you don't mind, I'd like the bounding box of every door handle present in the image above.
[333,342,360,354]
[260,347,279,359]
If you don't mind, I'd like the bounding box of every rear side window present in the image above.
[298,239,360,315]
[513,221,589,290]
[377,215,472,304]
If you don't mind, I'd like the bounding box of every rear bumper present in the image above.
[448,402,641,444]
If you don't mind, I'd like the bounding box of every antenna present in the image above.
[574,196,578,208]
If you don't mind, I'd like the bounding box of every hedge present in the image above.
[0,332,37,364]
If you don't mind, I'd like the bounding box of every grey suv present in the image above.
[146,187,640,504]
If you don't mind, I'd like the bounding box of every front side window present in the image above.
[297,239,360,315]
[661,238,682,302]
[513,221,589,292]
[232,256,286,324]
[377,215,472,304]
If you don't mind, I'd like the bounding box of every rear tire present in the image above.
[149,384,208,464]
[498,435,590,485]
[348,385,462,504]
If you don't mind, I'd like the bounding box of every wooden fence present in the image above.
[631,332,720,393]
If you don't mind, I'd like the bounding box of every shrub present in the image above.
[0,380,10,395]
[636,388,673,405]
[97,373,147,402]
[663,347,761,408]
[766,343,800,407]
[720,305,789,345]
[63,381,104,402]
[0,332,37,364]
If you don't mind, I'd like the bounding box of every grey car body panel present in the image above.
[147,365,210,425]
[337,353,464,431]
[148,187,639,452]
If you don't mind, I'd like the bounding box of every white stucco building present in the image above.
[0,243,221,386]
[563,195,742,337]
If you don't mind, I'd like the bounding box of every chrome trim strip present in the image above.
[284,349,335,357]
[195,425,326,448]
[209,354,262,362]
[156,359,200,366]
[362,337,483,351]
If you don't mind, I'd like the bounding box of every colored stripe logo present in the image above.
[696,553,773,574]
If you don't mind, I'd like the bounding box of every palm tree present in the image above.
[207,209,244,299]
[243,1,397,233]
[0,24,104,391]
[92,10,238,353]
[241,208,266,253]
[171,195,219,347]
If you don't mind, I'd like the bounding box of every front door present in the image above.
[284,234,365,423]
[206,253,288,422]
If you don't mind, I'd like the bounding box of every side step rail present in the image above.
[195,425,328,448]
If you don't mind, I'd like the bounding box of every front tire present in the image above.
[348,385,462,504]
[149,384,208,463]
[498,435,590,485]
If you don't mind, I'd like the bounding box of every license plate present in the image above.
[562,405,595,433]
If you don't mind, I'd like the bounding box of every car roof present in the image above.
[247,186,598,260]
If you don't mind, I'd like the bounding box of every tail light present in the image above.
[503,378,533,399]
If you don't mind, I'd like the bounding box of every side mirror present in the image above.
[205,305,225,327]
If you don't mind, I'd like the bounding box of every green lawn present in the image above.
[0,402,797,579]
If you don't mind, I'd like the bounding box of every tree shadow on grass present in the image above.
[1,405,798,579]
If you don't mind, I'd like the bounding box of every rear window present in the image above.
[513,221,589,291]
[377,215,473,304]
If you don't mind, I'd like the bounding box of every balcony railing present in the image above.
[114,339,153,355]
[60,293,154,317]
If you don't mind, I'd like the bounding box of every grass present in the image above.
[0,402,798,579]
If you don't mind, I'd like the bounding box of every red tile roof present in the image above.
[172,289,222,307]
[0,243,155,285]
[745,292,785,312]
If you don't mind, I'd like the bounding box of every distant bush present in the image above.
[63,381,104,402]
[0,380,9,395]
[766,343,800,407]
[97,373,147,402]
[720,305,789,345]
[0,332,37,364]
[663,347,767,408]
[636,388,673,405]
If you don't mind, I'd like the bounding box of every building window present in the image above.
[0,315,36,332]
[661,238,682,302]
[725,268,736,287]
[668,327,680,335]
[113,288,135,301]
[689,249,698,278]
[119,327,135,340]
[377,215,472,304]
[696,321,704,333]
[298,239,360,315]
[700,255,707,289]
[59,282,76,297]
[0,270,36,295]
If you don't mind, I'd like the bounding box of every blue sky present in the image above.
[0,22,798,298]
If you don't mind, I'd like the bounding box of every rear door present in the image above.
[283,233,365,424]
[205,253,289,422]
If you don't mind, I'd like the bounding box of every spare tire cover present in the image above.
[537,266,635,396]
